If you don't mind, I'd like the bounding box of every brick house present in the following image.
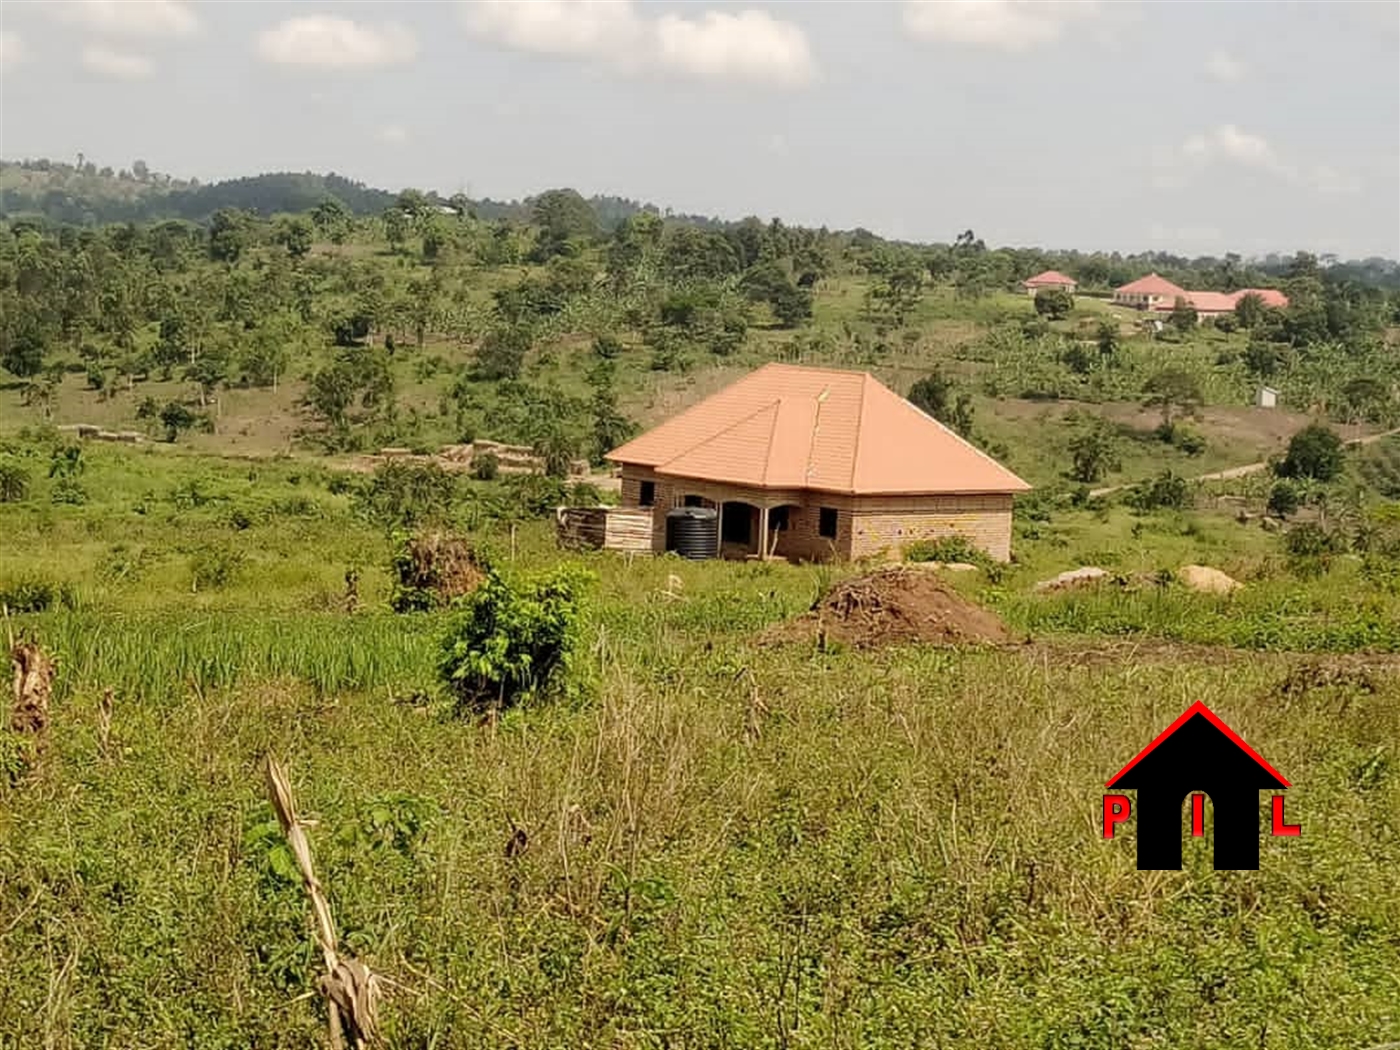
[606,363,1030,562]
[1113,275,1289,320]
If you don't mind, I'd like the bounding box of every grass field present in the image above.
[2,437,1399,1048]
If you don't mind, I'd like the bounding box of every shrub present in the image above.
[0,575,77,612]
[1277,423,1345,482]
[0,461,31,503]
[1033,288,1073,320]
[354,460,458,530]
[1267,480,1301,518]
[190,546,244,591]
[905,535,983,564]
[1127,471,1190,511]
[50,478,87,505]
[1284,522,1345,559]
[472,451,500,482]
[438,565,590,715]
[1067,419,1120,483]
[502,472,568,518]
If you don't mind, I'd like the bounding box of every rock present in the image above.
[1259,517,1281,532]
[907,561,979,573]
[1035,566,1110,592]
[1177,564,1241,594]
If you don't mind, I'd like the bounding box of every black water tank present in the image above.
[666,507,718,560]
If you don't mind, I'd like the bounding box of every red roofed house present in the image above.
[1112,273,1189,310]
[1114,275,1290,321]
[1022,270,1078,296]
[607,363,1031,562]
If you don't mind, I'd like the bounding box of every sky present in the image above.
[0,0,1397,259]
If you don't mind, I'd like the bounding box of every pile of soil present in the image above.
[768,567,1016,649]
[399,531,485,606]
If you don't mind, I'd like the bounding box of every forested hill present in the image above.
[0,158,726,233]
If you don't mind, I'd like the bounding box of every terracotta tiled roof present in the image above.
[1115,273,1188,298]
[1023,270,1077,287]
[1232,288,1289,308]
[1185,291,1237,312]
[608,364,1030,495]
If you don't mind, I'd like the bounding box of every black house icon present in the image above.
[1107,702,1289,870]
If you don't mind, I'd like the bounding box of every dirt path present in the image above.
[1089,425,1400,498]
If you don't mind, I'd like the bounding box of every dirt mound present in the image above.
[394,531,485,610]
[768,567,1015,649]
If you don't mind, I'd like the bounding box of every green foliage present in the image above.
[1033,287,1073,320]
[437,564,590,715]
[1142,367,1204,426]
[158,401,200,443]
[1277,423,1345,481]
[0,459,32,502]
[904,534,983,564]
[304,344,394,435]
[0,574,76,612]
[1126,470,1190,511]
[1067,418,1120,483]
[907,369,974,437]
[354,460,458,530]
[50,477,88,505]
[1267,480,1301,518]
[190,545,244,590]
[1168,297,1198,333]
[475,325,533,381]
[471,451,500,482]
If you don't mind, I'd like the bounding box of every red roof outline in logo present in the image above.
[1105,701,1290,788]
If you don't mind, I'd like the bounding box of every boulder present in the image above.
[1177,564,1241,594]
[1035,566,1110,592]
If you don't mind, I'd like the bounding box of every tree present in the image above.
[1095,320,1120,361]
[1169,297,1198,333]
[275,216,314,258]
[303,345,394,432]
[1267,480,1300,518]
[908,370,974,438]
[1068,418,1121,483]
[311,197,351,240]
[475,325,532,381]
[1277,423,1344,482]
[1142,368,1204,427]
[159,401,199,443]
[529,188,599,260]
[208,209,248,263]
[1034,288,1073,321]
[865,257,925,327]
[1,328,46,378]
[1234,292,1266,329]
[741,261,811,328]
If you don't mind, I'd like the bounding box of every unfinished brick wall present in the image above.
[848,494,1014,562]
[617,467,1012,562]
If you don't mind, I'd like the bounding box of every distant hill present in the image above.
[0,158,735,234]
[0,160,396,225]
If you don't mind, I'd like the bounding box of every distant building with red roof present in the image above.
[1112,273,1189,310]
[1113,274,1289,321]
[1022,270,1077,296]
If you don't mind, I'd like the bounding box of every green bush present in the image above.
[50,478,88,505]
[1267,480,1301,518]
[0,575,77,613]
[0,460,31,503]
[190,546,244,591]
[1127,471,1190,511]
[905,535,983,565]
[1277,423,1344,482]
[472,451,500,482]
[438,565,591,716]
[354,460,458,530]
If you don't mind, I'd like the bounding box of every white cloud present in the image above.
[256,17,417,69]
[52,0,198,38]
[1164,125,1360,195]
[1205,50,1246,82]
[464,0,644,58]
[902,0,1098,52]
[463,0,816,87]
[81,43,154,80]
[378,124,410,145]
[654,10,815,87]
[0,30,24,70]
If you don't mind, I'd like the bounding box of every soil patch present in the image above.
[766,567,1017,649]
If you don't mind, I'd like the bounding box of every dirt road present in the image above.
[1089,425,1400,498]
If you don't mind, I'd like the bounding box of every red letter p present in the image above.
[1103,794,1131,838]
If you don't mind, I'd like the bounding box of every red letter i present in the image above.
[1191,793,1205,837]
